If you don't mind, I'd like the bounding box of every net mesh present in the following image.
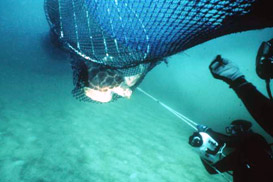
[44,0,273,103]
[44,0,273,70]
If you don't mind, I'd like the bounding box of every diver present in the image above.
[189,121,273,182]
[209,39,273,137]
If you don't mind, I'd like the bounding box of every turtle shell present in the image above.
[88,67,124,92]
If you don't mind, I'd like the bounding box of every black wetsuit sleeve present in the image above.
[230,77,273,137]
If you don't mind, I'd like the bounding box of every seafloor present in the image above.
[0,1,272,182]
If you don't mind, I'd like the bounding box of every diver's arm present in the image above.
[209,55,273,137]
[230,77,273,137]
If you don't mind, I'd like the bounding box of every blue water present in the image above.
[0,1,272,182]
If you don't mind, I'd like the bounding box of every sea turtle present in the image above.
[84,65,134,102]
[72,58,140,103]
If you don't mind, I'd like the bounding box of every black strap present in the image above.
[265,79,273,100]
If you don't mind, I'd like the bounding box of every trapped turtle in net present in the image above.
[44,0,273,103]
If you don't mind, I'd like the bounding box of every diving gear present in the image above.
[189,133,203,147]
[256,39,273,100]
[189,132,225,164]
[209,55,244,85]
[225,120,252,136]
[197,124,209,132]
[256,39,273,80]
[226,125,245,135]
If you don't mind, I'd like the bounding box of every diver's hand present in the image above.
[196,124,209,132]
[209,55,243,85]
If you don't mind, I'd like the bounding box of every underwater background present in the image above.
[0,0,272,182]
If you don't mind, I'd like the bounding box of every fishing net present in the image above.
[44,0,273,102]
[44,0,273,68]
